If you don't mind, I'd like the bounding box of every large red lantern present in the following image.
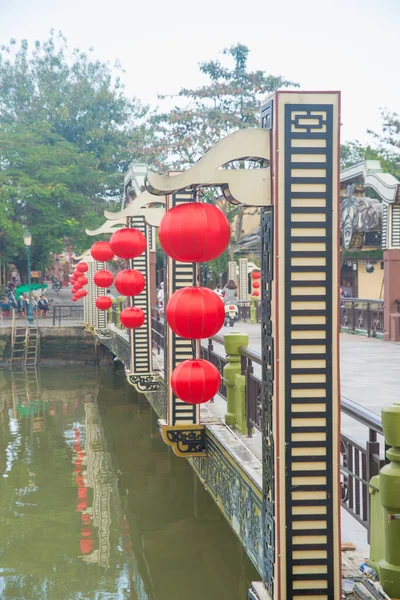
[252,271,261,280]
[171,359,221,404]
[120,307,145,329]
[96,296,112,310]
[91,241,114,262]
[94,270,113,288]
[166,286,224,339]
[77,262,88,273]
[115,270,145,297]
[158,203,230,263]
[110,228,146,260]
[253,281,260,289]
[78,276,88,286]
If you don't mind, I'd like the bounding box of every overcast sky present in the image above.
[1,0,398,144]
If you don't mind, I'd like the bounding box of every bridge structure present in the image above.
[79,91,400,600]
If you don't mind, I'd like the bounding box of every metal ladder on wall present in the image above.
[10,310,40,367]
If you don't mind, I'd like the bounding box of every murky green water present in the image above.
[0,367,257,600]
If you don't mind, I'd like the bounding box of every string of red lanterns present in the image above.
[160,201,230,405]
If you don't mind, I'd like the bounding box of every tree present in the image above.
[146,43,299,273]
[0,32,150,276]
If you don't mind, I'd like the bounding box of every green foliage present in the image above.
[0,32,149,272]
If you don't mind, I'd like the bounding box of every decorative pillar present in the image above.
[228,261,237,284]
[383,250,400,341]
[238,258,248,301]
[378,403,400,597]
[94,260,106,331]
[148,224,157,309]
[261,92,341,600]
[126,215,162,393]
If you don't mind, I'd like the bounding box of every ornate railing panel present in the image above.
[200,336,227,400]
[151,307,164,353]
[340,298,384,337]
[52,305,84,326]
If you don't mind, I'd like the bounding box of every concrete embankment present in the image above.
[0,327,114,367]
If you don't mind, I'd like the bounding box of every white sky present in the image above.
[1,0,398,144]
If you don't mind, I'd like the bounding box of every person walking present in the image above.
[222,280,238,304]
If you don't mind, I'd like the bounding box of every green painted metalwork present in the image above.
[223,332,249,428]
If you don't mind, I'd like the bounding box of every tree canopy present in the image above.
[0,31,148,271]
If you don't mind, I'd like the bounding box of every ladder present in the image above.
[25,326,39,367]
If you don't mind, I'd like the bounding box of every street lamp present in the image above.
[23,229,34,325]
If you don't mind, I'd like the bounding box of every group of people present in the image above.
[1,285,49,318]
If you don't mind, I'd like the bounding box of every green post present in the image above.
[223,332,248,427]
[250,297,257,324]
[378,403,400,597]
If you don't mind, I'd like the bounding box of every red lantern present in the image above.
[171,359,221,404]
[78,276,88,286]
[91,241,114,262]
[72,296,78,302]
[77,262,88,273]
[252,291,260,297]
[252,281,260,289]
[94,270,113,288]
[158,203,230,263]
[96,296,112,310]
[115,269,145,297]
[72,284,80,293]
[110,228,146,260]
[79,290,88,298]
[166,287,224,339]
[120,307,145,329]
[252,271,261,279]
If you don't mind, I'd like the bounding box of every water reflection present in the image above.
[0,367,257,599]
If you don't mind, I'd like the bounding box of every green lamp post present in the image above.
[23,229,34,325]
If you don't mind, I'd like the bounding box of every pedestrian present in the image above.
[106,289,116,300]
[214,284,224,298]
[18,294,25,317]
[38,295,49,317]
[222,280,238,304]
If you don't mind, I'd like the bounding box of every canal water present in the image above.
[0,367,257,599]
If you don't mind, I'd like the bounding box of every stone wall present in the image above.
[0,327,114,366]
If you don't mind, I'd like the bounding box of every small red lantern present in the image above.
[91,241,114,262]
[94,270,113,288]
[78,276,88,286]
[72,284,80,293]
[120,307,145,329]
[78,290,88,298]
[171,359,221,404]
[77,262,88,273]
[96,296,112,310]
[72,296,78,302]
[166,287,224,339]
[252,281,260,289]
[115,269,145,297]
[252,291,260,297]
[158,203,230,263]
[110,228,146,260]
[252,271,261,279]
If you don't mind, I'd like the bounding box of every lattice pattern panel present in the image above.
[228,261,237,283]
[239,258,248,301]
[392,204,400,247]
[128,215,152,375]
[281,100,339,599]
[167,190,199,425]
[261,208,275,597]
[382,204,388,249]
[96,260,106,330]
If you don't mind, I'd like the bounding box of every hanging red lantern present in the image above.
[72,284,81,293]
[171,359,221,404]
[158,203,230,263]
[252,271,261,279]
[78,276,88,286]
[120,307,145,329]
[94,270,114,288]
[166,286,224,339]
[115,269,145,296]
[252,281,260,289]
[96,296,112,310]
[77,262,88,273]
[110,228,146,260]
[91,241,114,262]
[252,291,260,297]
[72,296,78,302]
[79,290,88,298]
